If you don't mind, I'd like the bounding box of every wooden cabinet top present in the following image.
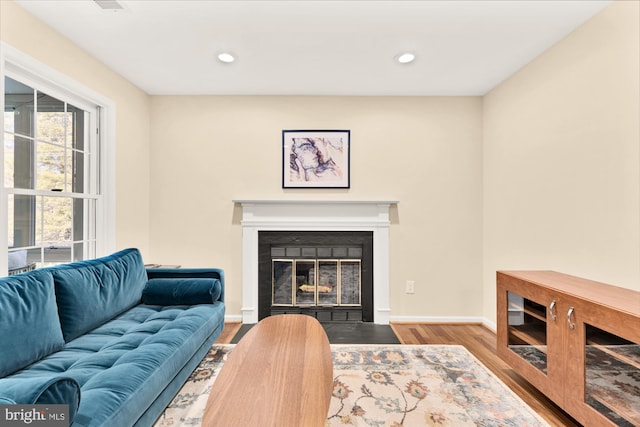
[497,271,640,317]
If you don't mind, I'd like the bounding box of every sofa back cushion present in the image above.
[0,270,65,377]
[51,248,147,342]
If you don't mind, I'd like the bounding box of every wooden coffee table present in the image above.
[202,314,333,427]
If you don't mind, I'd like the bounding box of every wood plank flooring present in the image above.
[215,321,241,345]
[215,322,580,427]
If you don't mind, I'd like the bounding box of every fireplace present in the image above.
[235,199,396,325]
[258,231,373,321]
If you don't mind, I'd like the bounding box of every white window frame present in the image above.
[1,42,115,275]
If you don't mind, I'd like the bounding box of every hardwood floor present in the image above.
[216,322,580,427]
[215,321,242,344]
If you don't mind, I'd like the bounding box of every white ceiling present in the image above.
[14,0,612,96]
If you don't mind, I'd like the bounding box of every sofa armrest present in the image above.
[146,268,225,302]
[0,376,80,423]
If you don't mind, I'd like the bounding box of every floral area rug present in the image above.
[154,344,549,427]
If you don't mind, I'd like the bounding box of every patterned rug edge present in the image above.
[443,344,551,427]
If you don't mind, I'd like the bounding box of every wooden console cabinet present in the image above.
[497,271,640,426]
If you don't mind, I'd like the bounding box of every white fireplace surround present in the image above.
[235,199,397,325]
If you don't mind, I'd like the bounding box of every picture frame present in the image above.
[282,130,350,188]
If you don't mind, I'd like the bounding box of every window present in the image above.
[1,44,114,275]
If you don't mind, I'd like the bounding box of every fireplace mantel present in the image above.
[234,199,397,324]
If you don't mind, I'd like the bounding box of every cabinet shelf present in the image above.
[508,324,547,349]
[523,300,546,322]
[587,343,640,370]
[586,330,640,370]
[523,308,546,322]
[508,302,547,322]
[588,379,640,426]
[589,393,640,426]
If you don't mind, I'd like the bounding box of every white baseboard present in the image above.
[389,315,496,333]
[224,314,243,323]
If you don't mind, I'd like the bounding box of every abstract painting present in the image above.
[282,130,350,188]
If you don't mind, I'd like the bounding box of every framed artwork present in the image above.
[282,130,350,188]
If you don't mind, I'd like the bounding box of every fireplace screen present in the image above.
[272,259,361,307]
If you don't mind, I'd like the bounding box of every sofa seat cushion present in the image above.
[7,302,225,427]
[51,248,147,342]
[0,270,65,377]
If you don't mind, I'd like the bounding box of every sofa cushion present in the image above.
[51,248,147,342]
[0,376,81,423]
[8,302,225,427]
[142,278,222,305]
[0,270,65,377]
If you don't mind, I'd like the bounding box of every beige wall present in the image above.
[483,0,640,323]
[0,0,152,256]
[149,96,484,318]
[2,0,638,323]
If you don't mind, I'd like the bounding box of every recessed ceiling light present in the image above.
[217,53,235,63]
[396,53,415,64]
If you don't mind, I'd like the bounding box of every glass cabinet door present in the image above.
[584,324,640,426]
[506,291,549,374]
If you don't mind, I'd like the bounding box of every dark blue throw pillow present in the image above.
[142,278,221,305]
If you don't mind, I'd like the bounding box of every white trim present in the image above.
[483,319,497,333]
[0,57,7,275]
[390,315,497,332]
[234,199,399,206]
[224,314,243,323]
[98,102,117,255]
[1,43,112,109]
[235,199,397,325]
[0,42,116,274]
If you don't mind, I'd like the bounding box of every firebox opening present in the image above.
[258,231,373,322]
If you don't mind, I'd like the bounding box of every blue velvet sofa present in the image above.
[0,248,225,427]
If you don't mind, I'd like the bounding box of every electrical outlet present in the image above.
[406,280,415,294]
